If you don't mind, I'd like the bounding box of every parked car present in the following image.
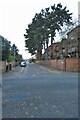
[20,61,26,67]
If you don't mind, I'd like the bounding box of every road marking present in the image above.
[33,74,35,76]
[20,67,24,73]
[39,66,61,74]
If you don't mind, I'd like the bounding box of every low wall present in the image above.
[36,58,80,72]
[0,60,6,73]
[66,58,79,72]
[56,59,66,71]
[51,60,56,69]
[8,61,16,67]
[0,60,18,73]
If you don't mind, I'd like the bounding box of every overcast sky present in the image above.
[0,0,79,59]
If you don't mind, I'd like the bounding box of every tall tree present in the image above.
[11,44,19,60]
[24,3,73,60]
[1,36,11,61]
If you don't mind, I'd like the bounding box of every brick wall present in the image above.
[39,60,51,67]
[8,61,16,67]
[0,60,16,73]
[51,60,57,69]
[66,58,79,72]
[56,59,66,71]
[37,58,80,72]
[0,60,6,73]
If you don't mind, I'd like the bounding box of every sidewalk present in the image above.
[38,64,78,74]
[2,65,22,79]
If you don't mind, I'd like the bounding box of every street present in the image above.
[2,63,78,118]
[0,73,2,120]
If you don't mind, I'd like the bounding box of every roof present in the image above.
[67,25,80,35]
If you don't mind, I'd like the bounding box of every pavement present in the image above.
[37,64,79,74]
[2,65,23,79]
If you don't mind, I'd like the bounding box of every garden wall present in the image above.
[0,60,17,73]
[36,58,80,72]
[0,60,6,73]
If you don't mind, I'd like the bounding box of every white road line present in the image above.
[39,66,61,74]
[20,67,24,73]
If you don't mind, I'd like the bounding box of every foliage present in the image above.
[1,36,11,61]
[7,53,14,62]
[15,54,23,62]
[50,54,56,59]
[0,35,22,62]
[24,3,73,58]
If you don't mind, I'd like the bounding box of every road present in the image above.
[0,73,2,120]
[2,63,78,118]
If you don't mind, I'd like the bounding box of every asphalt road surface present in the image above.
[2,63,78,118]
[0,73,2,120]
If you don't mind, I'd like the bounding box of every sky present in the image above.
[0,0,80,59]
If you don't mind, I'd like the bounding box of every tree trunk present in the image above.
[43,41,46,53]
[51,35,53,55]
[37,50,42,60]
[46,39,49,59]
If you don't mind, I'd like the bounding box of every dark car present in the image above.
[20,61,26,67]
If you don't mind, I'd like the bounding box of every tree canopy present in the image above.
[0,35,22,62]
[0,36,11,61]
[24,3,73,56]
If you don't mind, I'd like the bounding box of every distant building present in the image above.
[36,25,80,60]
[43,26,80,59]
[43,42,59,59]
[48,43,58,58]
[67,26,80,58]
[55,38,67,59]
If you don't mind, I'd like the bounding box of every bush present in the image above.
[50,54,56,59]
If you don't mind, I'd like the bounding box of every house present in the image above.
[36,26,80,61]
[48,43,58,58]
[67,25,80,58]
[43,42,59,59]
[55,39,68,59]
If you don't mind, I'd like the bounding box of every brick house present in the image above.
[55,26,80,59]
[48,43,58,59]
[37,26,80,60]
[55,39,67,59]
[43,42,59,59]
[67,25,80,58]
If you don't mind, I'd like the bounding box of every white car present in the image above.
[20,61,26,67]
